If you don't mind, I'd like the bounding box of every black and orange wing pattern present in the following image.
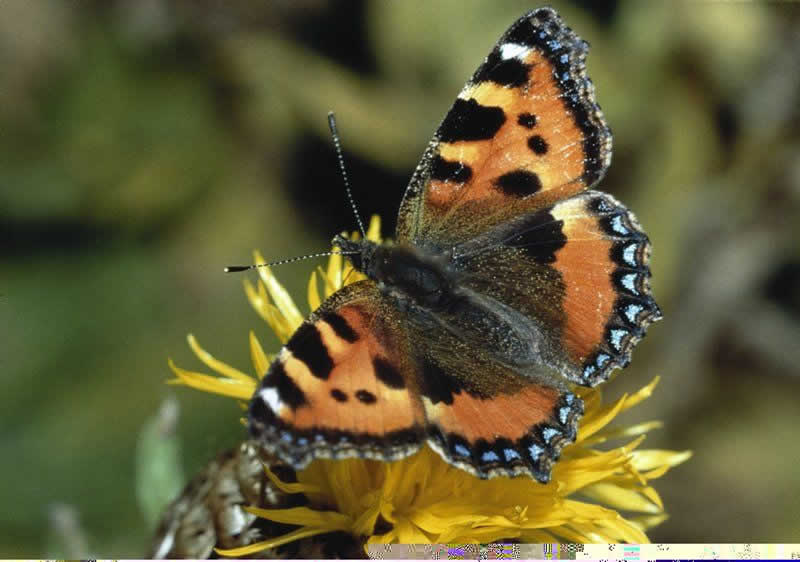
[249,282,427,469]
[247,8,659,482]
[396,7,611,246]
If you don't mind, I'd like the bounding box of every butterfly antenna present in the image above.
[328,111,367,238]
[227,113,364,274]
[224,250,358,273]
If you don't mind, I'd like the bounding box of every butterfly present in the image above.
[247,7,661,482]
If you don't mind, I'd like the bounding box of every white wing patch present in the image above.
[258,387,285,414]
[499,42,530,61]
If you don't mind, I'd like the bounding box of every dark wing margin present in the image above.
[452,190,661,387]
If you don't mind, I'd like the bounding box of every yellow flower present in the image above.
[169,215,690,554]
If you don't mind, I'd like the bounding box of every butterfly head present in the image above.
[332,234,377,275]
[334,234,455,310]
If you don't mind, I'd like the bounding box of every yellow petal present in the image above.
[351,498,382,536]
[640,485,664,510]
[326,245,343,294]
[438,525,488,543]
[253,251,304,329]
[631,449,693,471]
[556,452,631,492]
[167,359,254,399]
[393,518,432,543]
[583,420,664,445]
[630,513,669,530]
[307,271,321,311]
[342,262,363,287]
[484,513,568,530]
[316,265,339,298]
[262,464,323,496]
[548,524,591,543]
[246,506,352,529]
[634,463,671,481]
[577,393,628,441]
[595,517,650,543]
[408,510,487,534]
[366,215,382,241]
[186,334,254,384]
[381,460,409,503]
[326,461,374,514]
[215,526,330,557]
[619,376,660,412]
[560,498,624,521]
[581,482,662,514]
[518,528,558,542]
[248,331,269,379]
[244,279,294,342]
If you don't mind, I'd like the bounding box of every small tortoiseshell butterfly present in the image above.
[248,7,661,481]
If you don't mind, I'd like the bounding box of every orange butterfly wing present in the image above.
[397,8,611,246]
[449,190,660,386]
[249,281,426,468]
[421,366,582,481]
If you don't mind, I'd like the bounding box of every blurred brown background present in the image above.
[2,0,799,556]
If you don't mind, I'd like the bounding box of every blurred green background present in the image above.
[2,0,799,556]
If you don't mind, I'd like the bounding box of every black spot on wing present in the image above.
[330,389,348,402]
[504,16,538,47]
[263,362,307,410]
[493,170,542,197]
[473,49,531,88]
[248,398,272,439]
[286,323,333,380]
[438,98,506,143]
[528,135,548,155]
[419,357,459,405]
[373,357,406,389]
[498,7,612,187]
[517,112,537,128]
[506,211,567,264]
[430,155,473,183]
[417,357,486,405]
[248,398,275,422]
[355,389,377,404]
[323,312,358,343]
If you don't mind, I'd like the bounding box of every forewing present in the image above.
[396,7,611,246]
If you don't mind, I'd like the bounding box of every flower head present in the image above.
[169,215,690,554]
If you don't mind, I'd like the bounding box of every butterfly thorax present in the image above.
[333,234,554,370]
[333,235,455,311]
